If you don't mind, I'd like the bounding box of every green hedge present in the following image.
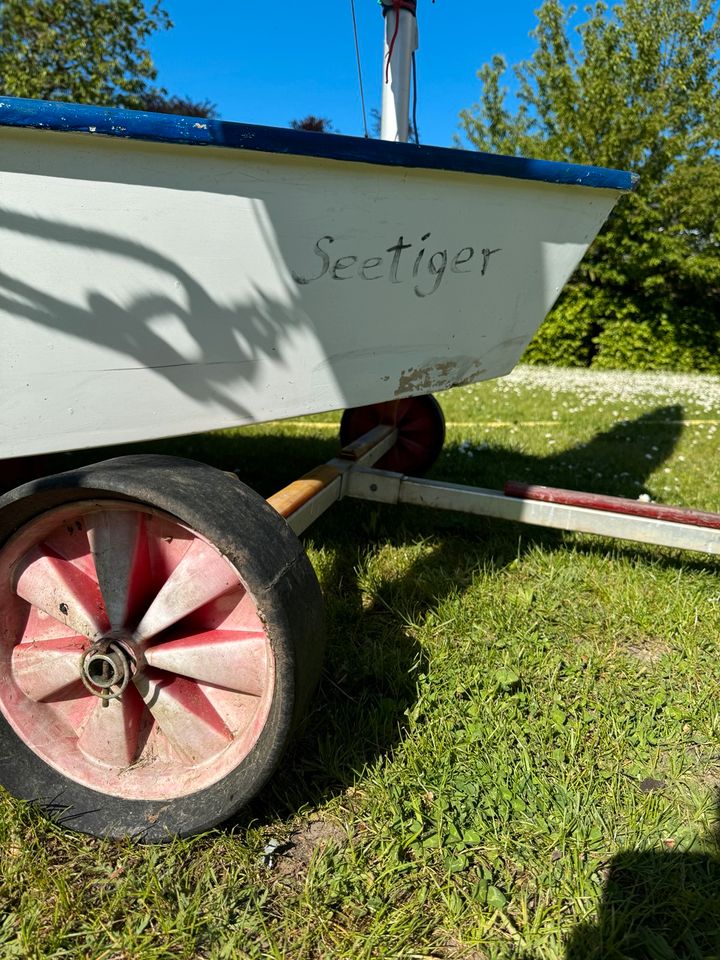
[523,288,720,373]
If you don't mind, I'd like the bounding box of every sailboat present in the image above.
[0,3,633,458]
[0,2,637,839]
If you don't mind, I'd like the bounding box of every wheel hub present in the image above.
[80,632,134,703]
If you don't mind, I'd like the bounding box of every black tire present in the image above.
[339,394,446,476]
[0,455,324,840]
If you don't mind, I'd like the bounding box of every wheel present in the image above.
[0,455,324,839]
[339,395,446,476]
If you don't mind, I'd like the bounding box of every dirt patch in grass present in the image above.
[271,818,346,887]
[431,933,489,959]
[621,636,671,664]
[699,764,720,789]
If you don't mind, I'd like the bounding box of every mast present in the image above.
[380,1,418,144]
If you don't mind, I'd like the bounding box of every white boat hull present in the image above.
[0,105,629,458]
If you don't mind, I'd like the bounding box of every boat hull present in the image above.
[1,115,625,457]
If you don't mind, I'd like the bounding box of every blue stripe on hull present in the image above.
[0,96,637,192]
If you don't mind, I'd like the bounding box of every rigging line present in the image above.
[349,0,370,138]
[412,50,420,145]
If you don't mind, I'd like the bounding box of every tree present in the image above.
[0,0,171,108]
[290,115,334,132]
[140,91,218,119]
[460,0,720,371]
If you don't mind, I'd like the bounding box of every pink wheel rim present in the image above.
[340,397,445,475]
[0,501,275,800]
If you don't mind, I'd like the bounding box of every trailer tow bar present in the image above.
[267,425,720,557]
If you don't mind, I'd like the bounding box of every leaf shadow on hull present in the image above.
[0,206,304,421]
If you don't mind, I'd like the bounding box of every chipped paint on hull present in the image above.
[395,357,488,397]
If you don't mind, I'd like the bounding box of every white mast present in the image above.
[380,1,418,144]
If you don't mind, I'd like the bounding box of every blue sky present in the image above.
[150,1,543,148]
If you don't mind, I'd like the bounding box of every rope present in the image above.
[349,0,370,138]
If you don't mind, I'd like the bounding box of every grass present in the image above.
[2,365,720,958]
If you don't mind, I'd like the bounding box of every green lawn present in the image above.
[1,366,719,959]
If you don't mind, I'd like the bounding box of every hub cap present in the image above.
[80,632,134,702]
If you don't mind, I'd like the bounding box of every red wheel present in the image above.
[0,456,324,839]
[340,395,445,475]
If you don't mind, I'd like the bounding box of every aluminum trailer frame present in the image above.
[272,424,720,556]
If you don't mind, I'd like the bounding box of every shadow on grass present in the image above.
[440,403,685,500]
[0,428,340,498]
[248,522,423,815]
[0,402,686,500]
[565,790,720,959]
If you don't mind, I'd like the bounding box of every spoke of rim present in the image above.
[393,400,412,423]
[86,511,145,631]
[188,588,257,633]
[144,630,267,695]
[21,604,88,644]
[134,670,233,764]
[134,539,238,644]
[11,636,87,702]
[398,435,430,452]
[14,545,109,639]
[77,685,145,766]
[43,523,95,579]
